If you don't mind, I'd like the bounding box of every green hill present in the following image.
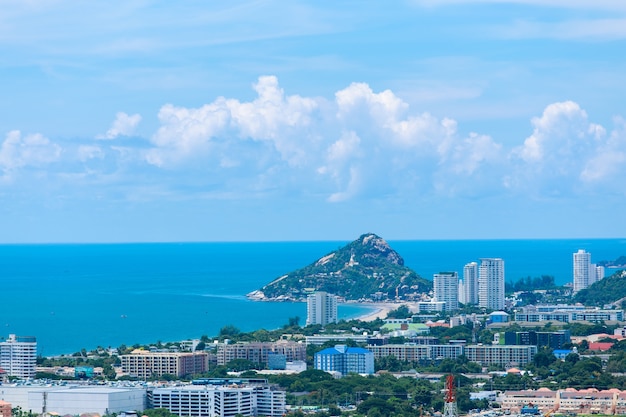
[247,233,432,301]
[573,269,626,306]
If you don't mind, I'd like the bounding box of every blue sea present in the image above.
[1,239,625,356]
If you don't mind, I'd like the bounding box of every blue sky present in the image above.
[1,0,626,242]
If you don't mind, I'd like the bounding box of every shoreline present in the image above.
[345,301,418,322]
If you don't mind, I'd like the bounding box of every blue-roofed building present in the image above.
[314,345,374,376]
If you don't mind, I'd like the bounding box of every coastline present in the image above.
[346,301,418,322]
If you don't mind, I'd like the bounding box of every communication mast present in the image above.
[443,374,459,417]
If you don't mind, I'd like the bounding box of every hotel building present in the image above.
[464,262,479,305]
[0,334,37,379]
[464,345,537,367]
[479,258,505,310]
[434,272,459,311]
[306,292,338,326]
[120,350,208,379]
[216,341,306,367]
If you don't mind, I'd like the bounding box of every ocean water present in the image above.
[1,239,625,356]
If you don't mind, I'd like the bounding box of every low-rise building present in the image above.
[464,345,537,367]
[368,344,463,362]
[0,385,146,415]
[217,341,306,367]
[149,382,285,417]
[514,305,624,323]
[120,350,208,379]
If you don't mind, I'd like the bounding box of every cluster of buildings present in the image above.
[429,258,506,312]
[427,249,607,313]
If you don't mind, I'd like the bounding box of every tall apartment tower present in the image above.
[0,334,37,379]
[464,262,479,305]
[434,272,459,311]
[478,258,505,310]
[573,249,592,293]
[306,291,338,326]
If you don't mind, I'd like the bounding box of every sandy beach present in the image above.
[350,301,420,322]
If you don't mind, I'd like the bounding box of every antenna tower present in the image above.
[443,374,459,417]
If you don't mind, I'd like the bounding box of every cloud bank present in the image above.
[1,76,625,202]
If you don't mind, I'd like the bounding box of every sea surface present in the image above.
[1,239,625,356]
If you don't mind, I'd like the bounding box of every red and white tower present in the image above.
[443,374,459,417]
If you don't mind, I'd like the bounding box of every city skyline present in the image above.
[1,1,626,243]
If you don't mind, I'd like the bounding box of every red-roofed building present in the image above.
[588,342,614,352]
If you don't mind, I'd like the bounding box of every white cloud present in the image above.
[98,112,142,140]
[147,76,319,168]
[0,130,61,171]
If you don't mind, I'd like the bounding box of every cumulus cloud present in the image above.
[98,112,142,139]
[3,76,626,203]
[147,76,318,168]
[144,76,508,200]
[0,130,61,172]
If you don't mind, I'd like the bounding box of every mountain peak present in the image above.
[248,233,431,302]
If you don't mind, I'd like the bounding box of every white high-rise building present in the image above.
[0,334,37,379]
[596,265,605,282]
[306,292,338,326]
[478,258,505,310]
[434,272,459,311]
[464,262,479,305]
[573,249,592,293]
[458,279,466,305]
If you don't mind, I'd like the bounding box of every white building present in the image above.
[573,249,592,293]
[479,258,505,311]
[0,334,37,379]
[149,384,285,417]
[0,385,146,415]
[306,291,338,326]
[434,272,459,311]
[464,262,479,305]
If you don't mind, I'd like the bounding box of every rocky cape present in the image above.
[247,233,432,302]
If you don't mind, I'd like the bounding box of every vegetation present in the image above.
[254,233,432,301]
[573,270,626,306]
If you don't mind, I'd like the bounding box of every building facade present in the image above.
[464,345,537,367]
[514,306,624,323]
[478,258,505,310]
[306,292,338,326]
[368,344,463,362]
[0,335,37,379]
[120,350,208,379]
[148,383,285,417]
[464,262,479,305]
[314,345,374,376]
[216,341,306,367]
[434,272,459,311]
